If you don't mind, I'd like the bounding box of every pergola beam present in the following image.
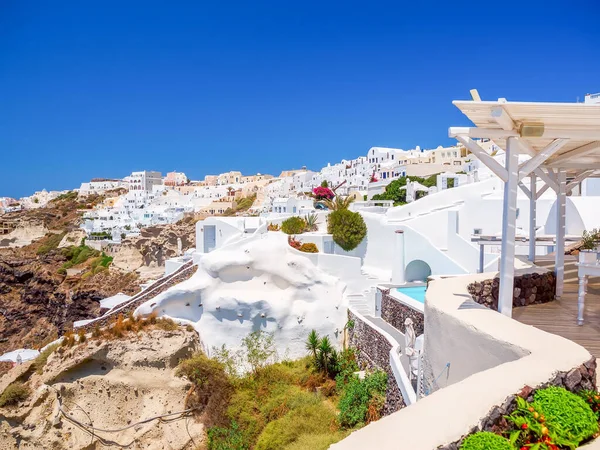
[518,139,569,180]
[454,135,508,182]
[533,168,559,193]
[566,170,596,193]
[449,127,600,142]
[546,141,600,166]
[491,106,516,131]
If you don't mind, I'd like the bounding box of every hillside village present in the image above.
[5,94,600,450]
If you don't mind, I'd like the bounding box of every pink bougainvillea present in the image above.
[312,186,334,200]
[370,175,378,183]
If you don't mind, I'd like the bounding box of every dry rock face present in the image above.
[0,250,139,354]
[107,219,196,275]
[467,271,556,310]
[437,357,597,450]
[347,310,406,415]
[380,288,424,335]
[0,328,203,450]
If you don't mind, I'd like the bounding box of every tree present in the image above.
[241,330,277,373]
[327,209,367,251]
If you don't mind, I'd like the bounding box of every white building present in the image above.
[584,92,600,104]
[126,171,162,192]
[78,179,127,196]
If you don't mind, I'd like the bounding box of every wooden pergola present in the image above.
[450,98,600,318]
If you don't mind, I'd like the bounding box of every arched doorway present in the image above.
[405,260,432,282]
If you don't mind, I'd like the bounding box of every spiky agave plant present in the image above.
[304,213,319,232]
[323,195,355,211]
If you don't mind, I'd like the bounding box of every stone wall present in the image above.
[81,262,197,331]
[438,357,597,449]
[467,271,556,311]
[348,310,406,415]
[380,288,424,335]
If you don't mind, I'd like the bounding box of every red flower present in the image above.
[521,423,528,429]
[312,187,334,200]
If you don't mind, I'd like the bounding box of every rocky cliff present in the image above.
[0,326,203,449]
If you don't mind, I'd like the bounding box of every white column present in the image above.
[392,230,406,285]
[528,174,537,262]
[498,137,520,317]
[555,169,567,298]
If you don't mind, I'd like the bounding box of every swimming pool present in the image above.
[396,285,427,303]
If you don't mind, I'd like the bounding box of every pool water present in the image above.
[396,286,427,303]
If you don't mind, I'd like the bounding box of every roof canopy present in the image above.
[451,99,600,173]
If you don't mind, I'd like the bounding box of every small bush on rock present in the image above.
[327,209,367,252]
[33,343,59,375]
[460,432,513,450]
[0,382,31,407]
[533,386,598,445]
[299,243,318,253]
[177,353,234,427]
[281,217,306,235]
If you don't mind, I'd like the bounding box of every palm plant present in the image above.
[317,335,333,376]
[306,329,320,363]
[304,213,319,232]
[323,195,355,211]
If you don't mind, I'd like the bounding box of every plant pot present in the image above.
[580,250,597,264]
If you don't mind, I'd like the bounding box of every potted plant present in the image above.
[580,229,599,264]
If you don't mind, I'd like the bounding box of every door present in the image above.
[204,225,216,253]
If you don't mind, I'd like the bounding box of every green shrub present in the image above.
[32,343,59,375]
[298,243,318,253]
[460,431,513,450]
[207,421,249,450]
[241,330,277,373]
[284,432,349,450]
[533,386,598,444]
[327,209,367,252]
[254,403,337,450]
[281,217,306,235]
[578,389,600,419]
[0,382,31,407]
[337,370,387,428]
[36,232,66,255]
[176,353,233,426]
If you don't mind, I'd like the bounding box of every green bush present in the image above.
[298,243,318,253]
[337,370,387,428]
[281,217,307,235]
[176,353,233,426]
[254,403,337,450]
[284,431,349,450]
[0,382,31,407]
[32,343,59,375]
[207,421,249,450]
[36,232,66,255]
[327,209,367,252]
[460,431,513,450]
[534,386,598,444]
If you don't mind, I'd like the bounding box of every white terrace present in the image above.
[450,98,600,317]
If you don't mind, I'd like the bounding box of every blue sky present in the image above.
[1,1,598,198]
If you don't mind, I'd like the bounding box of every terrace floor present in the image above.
[513,257,600,359]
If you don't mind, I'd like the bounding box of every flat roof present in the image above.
[452,99,600,171]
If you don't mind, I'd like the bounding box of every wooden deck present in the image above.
[514,280,600,359]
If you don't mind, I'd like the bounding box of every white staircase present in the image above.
[346,292,375,316]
